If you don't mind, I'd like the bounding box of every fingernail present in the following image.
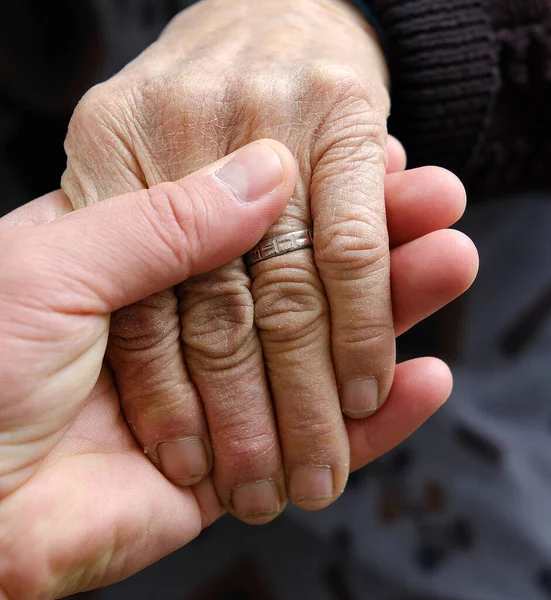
[215,143,283,203]
[158,438,208,484]
[341,377,379,418]
[290,466,333,503]
[231,480,281,519]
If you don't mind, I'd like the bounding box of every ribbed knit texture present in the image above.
[2,0,551,198]
[472,0,551,194]
[369,0,551,195]
[369,0,499,189]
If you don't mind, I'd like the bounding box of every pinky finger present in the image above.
[347,357,453,472]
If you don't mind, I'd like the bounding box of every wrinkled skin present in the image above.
[62,0,471,523]
[0,138,477,597]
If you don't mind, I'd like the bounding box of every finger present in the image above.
[107,290,212,487]
[96,139,290,508]
[220,75,350,515]
[391,229,479,336]
[0,190,73,231]
[248,170,350,512]
[0,164,464,256]
[1,191,210,486]
[348,358,453,471]
[178,261,286,524]
[385,167,467,248]
[98,141,294,489]
[385,135,407,174]
[311,135,395,420]
[251,244,348,511]
[139,130,288,524]
[0,141,296,463]
[6,140,296,314]
[0,371,224,597]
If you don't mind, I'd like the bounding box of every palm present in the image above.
[1,366,223,599]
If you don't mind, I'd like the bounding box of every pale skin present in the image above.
[61,0,466,523]
[0,140,477,598]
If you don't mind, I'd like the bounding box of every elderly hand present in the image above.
[0,142,474,598]
[62,0,475,521]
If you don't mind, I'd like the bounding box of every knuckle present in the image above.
[65,82,124,148]
[182,285,255,362]
[283,407,343,447]
[253,266,327,344]
[308,61,364,95]
[315,223,389,279]
[63,82,138,206]
[335,322,393,352]
[306,60,387,115]
[219,427,277,471]
[303,61,388,163]
[109,291,179,352]
[68,83,106,129]
[126,389,196,444]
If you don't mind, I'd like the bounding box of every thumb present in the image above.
[2,140,296,314]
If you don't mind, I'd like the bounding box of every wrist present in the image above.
[161,0,390,92]
[311,0,390,90]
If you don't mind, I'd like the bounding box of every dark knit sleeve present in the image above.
[367,0,551,196]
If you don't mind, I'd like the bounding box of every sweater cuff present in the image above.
[369,0,499,182]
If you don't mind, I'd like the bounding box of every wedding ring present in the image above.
[245,229,313,267]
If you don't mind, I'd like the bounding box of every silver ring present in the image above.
[245,229,313,267]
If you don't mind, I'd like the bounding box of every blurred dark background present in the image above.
[2,2,551,599]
